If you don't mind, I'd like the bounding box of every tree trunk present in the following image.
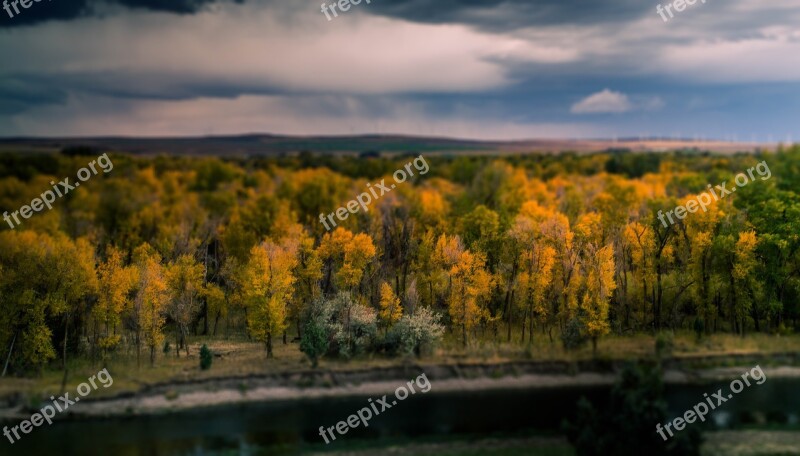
[266,333,274,358]
[136,329,141,369]
[528,303,534,344]
[202,300,209,336]
[506,289,513,343]
[62,314,69,370]
[460,293,467,348]
[2,332,17,377]
[296,316,303,340]
[244,307,250,341]
[181,326,189,356]
[60,366,69,395]
[150,346,156,366]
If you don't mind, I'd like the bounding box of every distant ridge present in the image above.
[0,134,771,156]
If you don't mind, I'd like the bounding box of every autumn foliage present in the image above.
[0,147,798,373]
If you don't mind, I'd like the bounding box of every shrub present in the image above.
[693,317,705,341]
[562,317,589,350]
[386,307,445,356]
[163,340,171,354]
[308,292,377,358]
[199,344,212,370]
[655,332,674,358]
[300,318,329,368]
[332,300,377,358]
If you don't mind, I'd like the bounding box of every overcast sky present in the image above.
[0,0,798,140]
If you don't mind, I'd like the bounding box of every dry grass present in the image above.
[2,330,800,401]
[702,430,800,456]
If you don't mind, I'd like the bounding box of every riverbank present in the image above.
[2,352,799,420]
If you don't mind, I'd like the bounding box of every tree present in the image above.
[290,229,323,339]
[436,236,493,347]
[165,254,205,357]
[681,196,726,333]
[132,244,169,367]
[300,318,329,368]
[379,282,403,332]
[732,231,760,335]
[95,246,136,361]
[203,283,227,336]
[583,244,616,353]
[623,222,656,329]
[242,240,298,358]
[318,228,377,292]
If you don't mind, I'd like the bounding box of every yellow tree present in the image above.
[340,233,376,291]
[623,221,656,328]
[243,240,298,358]
[415,188,449,232]
[318,228,376,292]
[541,209,580,325]
[437,236,493,347]
[132,244,168,367]
[165,254,205,357]
[0,231,55,373]
[516,245,557,343]
[732,231,759,335]
[292,229,323,338]
[379,282,403,332]
[45,235,99,377]
[682,196,726,332]
[95,246,136,360]
[509,204,558,342]
[0,232,96,374]
[203,283,227,336]
[583,244,616,353]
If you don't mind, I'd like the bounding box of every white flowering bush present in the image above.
[387,306,445,356]
[309,292,377,358]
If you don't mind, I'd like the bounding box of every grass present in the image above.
[2,329,800,402]
[702,430,800,456]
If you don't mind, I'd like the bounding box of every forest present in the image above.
[0,146,798,375]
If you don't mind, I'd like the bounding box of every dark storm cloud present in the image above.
[0,76,66,115]
[0,0,241,27]
[0,0,662,31]
[366,0,652,31]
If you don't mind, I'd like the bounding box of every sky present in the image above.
[0,0,798,141]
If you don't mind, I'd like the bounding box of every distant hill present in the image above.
[0,134,771,156]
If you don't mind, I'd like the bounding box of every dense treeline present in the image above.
[1,146,799,374]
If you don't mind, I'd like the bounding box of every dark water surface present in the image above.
[5,376,799,455]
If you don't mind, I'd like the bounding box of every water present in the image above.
[4,376,799,455]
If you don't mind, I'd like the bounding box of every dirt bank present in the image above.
[1,352,795,420]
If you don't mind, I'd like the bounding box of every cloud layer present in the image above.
[0,0,798,140]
